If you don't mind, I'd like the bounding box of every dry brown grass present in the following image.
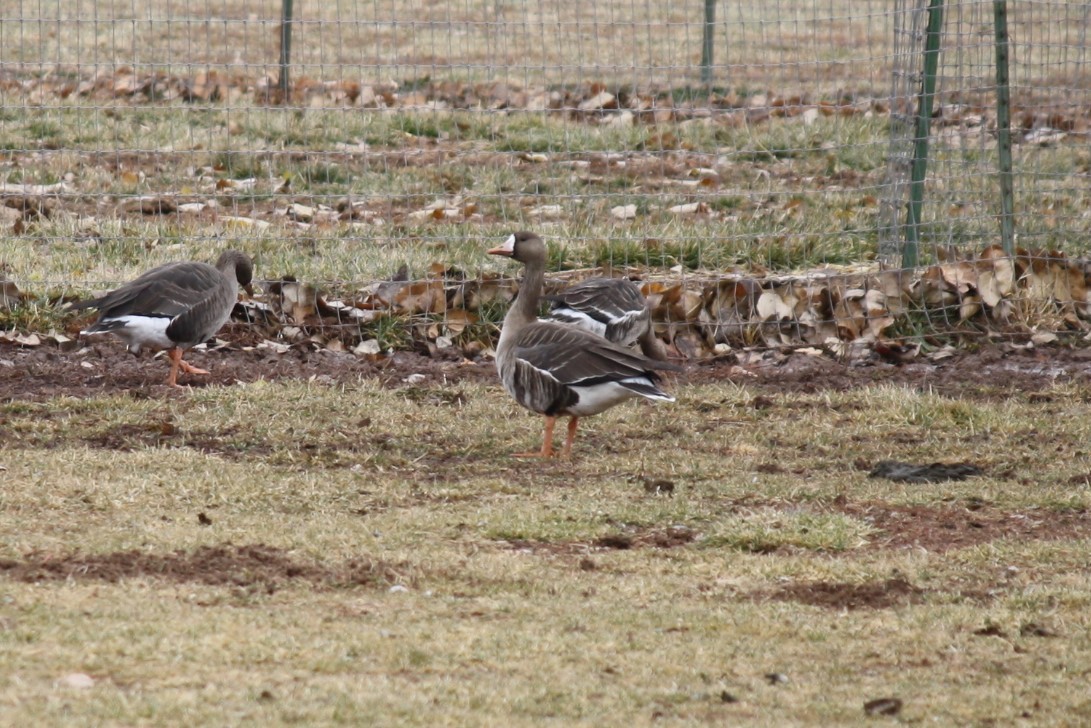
[2,378,1091,724]
[2,8,1091,720]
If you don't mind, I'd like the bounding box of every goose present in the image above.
[545,275,667,360]
[73,250,254,387]
[489,231,680,458]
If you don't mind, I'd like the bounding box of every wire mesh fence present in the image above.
[0,1,1089,358]
[885,0,1091,258]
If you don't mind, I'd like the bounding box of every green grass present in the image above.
[2,379,1091,724]
[0,95,1086,292]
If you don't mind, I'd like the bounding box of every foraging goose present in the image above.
[545,276,667,360]
[490,231,679,458]
[74,250,254,387]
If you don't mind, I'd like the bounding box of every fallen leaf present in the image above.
[578,90,616,111]
[863,697,902,716]
[527,204,563,218]
[271,280,320,324]
[10,333,41,347]
[390,280,446,315]
[220,215,271,231]
[0,277,24,309]
[1031,331,1058,346]
[667,202,708,215]
[443,308,477,336]
[353,339,382,356]
[287,203,315,222]
[120,197,177,215]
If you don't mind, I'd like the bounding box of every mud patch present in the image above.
[504,525,697,555]
[844,501,1091,553]
[0,544,407,592]
[868,460,983,483]
[4,339,1091,403]
[82,420,180,451]
[761,577,925,610]
[0,342,497,402]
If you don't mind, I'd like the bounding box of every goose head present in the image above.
[488,231,546,266]
[215,250,256,295]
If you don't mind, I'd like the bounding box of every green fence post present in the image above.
[993,0,1015,255]
[700,0,716,85]
[904,0,945,269]
[278,0,295,104]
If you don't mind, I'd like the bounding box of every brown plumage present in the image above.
[490,232,679,458]
[74,250,254,387]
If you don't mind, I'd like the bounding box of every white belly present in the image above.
[567,380,640,416]
[85,315,175,353]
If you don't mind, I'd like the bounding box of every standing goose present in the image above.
[545,276,667,360]
[74,250,254,387]
[490,231,680,458]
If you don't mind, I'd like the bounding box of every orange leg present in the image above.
[513,415,556,458]
[560,417,580,459]
[166,347,210,388]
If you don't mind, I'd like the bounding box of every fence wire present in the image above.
[885,0,1091,260]
[0,1,1089,355]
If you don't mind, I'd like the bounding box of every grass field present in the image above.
[2,0,1090,297]
[4,2,1091,725]
[2,362,1091,725]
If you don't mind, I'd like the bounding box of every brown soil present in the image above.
[844,501,1091,553]
[4,335,1091,403]
[0,544,407,593]
[761,577,925,610]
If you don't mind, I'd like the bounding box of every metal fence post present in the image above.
[278,0,295,104]
[701,0,717,85]
[904,0,945,269]
[993,0,1015,255]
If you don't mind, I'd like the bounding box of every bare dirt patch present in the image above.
[844,501,1091,553]
[0,544,407,592]
[502,501,1091,560]
[689,344,1091,397]
[4,339,1091,403]
[0,337,495,402]
[761,577,925,610]
[503,525,698,556]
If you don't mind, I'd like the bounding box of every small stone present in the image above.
[59,673,95,689]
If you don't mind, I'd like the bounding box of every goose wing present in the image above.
[513,322,676,386]
[547,277,645,323]
[74,261,224,320]
[546,278,650,344]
